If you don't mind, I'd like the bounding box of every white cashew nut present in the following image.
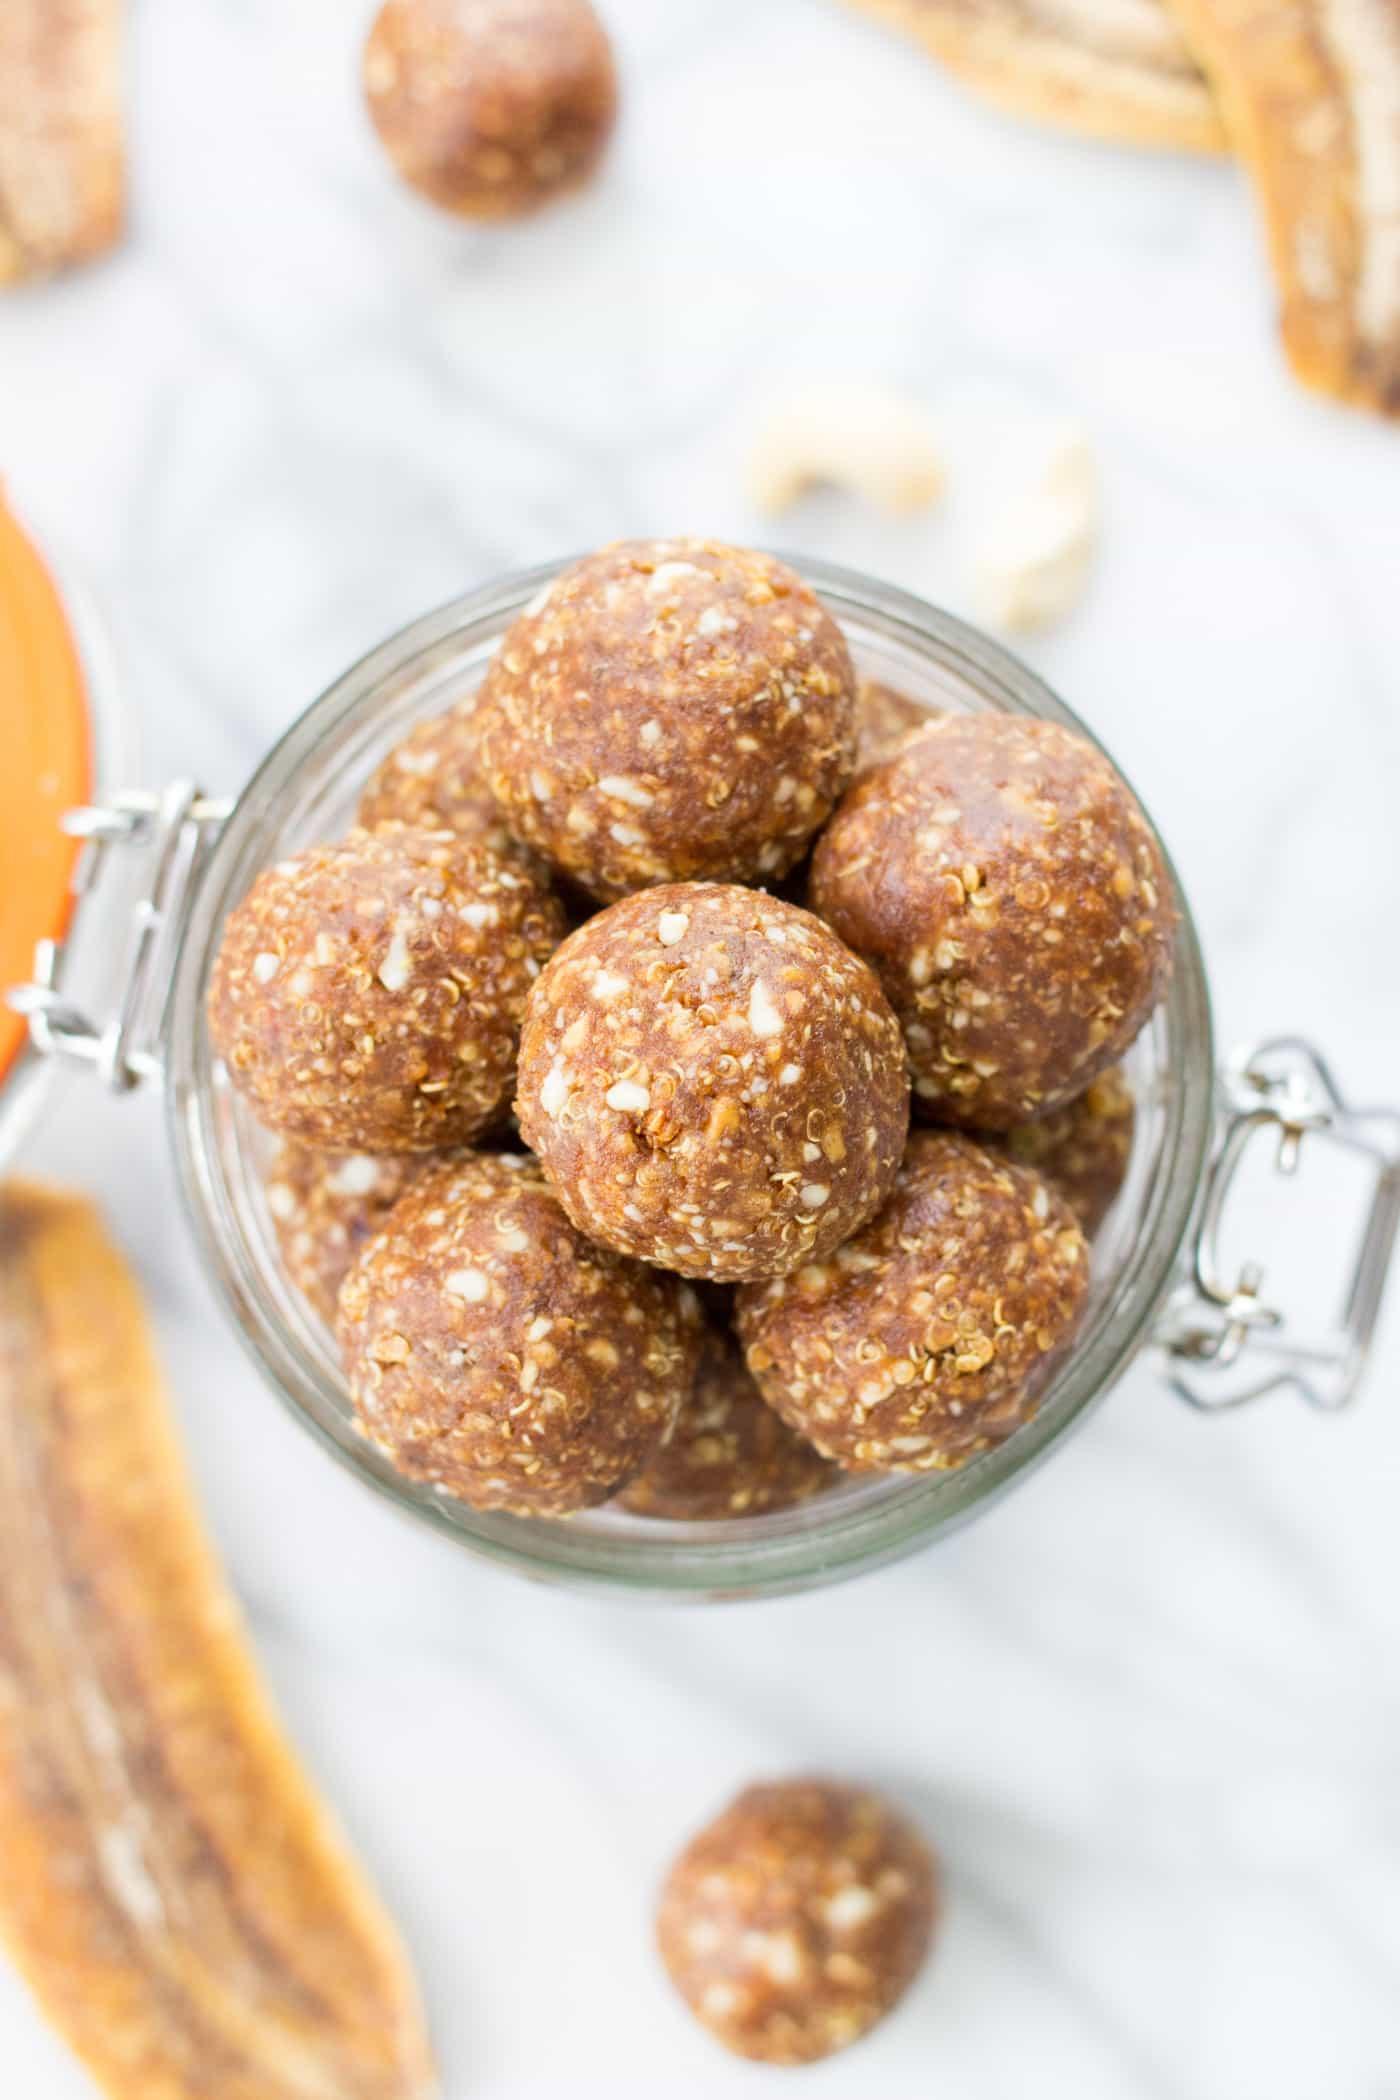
[747,383,946,518]
[973,427,1100,635]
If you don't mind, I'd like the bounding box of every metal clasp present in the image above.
[1161,1036,1400,1412]
[8,784,230,1092]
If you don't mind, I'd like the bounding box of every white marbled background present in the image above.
[3,1,1400,2095]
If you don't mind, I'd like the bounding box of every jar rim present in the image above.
[165,556,1215,1600]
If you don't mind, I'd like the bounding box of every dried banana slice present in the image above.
[0,0,125,284]
[1164,0,1400,416]
[0,1182,436,2100]
[843,0,1227,154]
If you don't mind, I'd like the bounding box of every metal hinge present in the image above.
[8,784,230,1092]
[1159,1036,1400,1412]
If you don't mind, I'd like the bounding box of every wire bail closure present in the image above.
[7,786,230,1093]
[1160,1036,1400,1412]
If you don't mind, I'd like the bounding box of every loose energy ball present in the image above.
[337,1152,700,1515]
[363,0,617,222]
[1001,1064,1136,1235]
[516,884,910,1284]
[737,1131,1089,1474]
[264,1143,429,1326]
[809,713,1177,1130]
[657,1779,937,2066]
[618,1320,834,1521]
[208,826,565,1151]
[473,540,858,901]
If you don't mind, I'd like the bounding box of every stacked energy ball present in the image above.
[209,538,1177,1521]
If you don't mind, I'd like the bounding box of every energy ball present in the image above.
[264,1143,429,1326]
[854,679,930,770]
[618,1320,833,1521]
[358,700,519,858]
[473,539,858,901]
[809,713,1177,1130]
[516,884,910,1283]
[337,1152,700,1515]
[737,1131,1089,1474]
[208,826,564,1151]
[363,0,617,222]
[1001,1064,1136,1235]
[657,1779,937,2066]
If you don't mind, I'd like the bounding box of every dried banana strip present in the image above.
[0,1183,436,2100]
[0,0,124,284]
[1164,0,1400,415]
[844,0,1227,154]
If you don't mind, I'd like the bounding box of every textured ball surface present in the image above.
[618,1319,833,1520]
[208,826,564,1150]
[474,540,858,900]
[738,1130,1089,1473]
[1002,1064,1136,1235]
[364,0,617,221]
[810,713,1176,1129]
[264,1143,429,1325]
[516,883,910,1282]
[337,1151,700,1515]
[657,1778,937,2065]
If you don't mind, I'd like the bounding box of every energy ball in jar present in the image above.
[617,1320,833,1521]
[737,1131,1089,1474]
[207,826,565,1152]
[1001,1064,1136,1235]
[358,699,520,859]
[854,679,931,770]
[809,714,1177,1130]
[516,884,910,1284]
[264,1143,429,1326]
[657,1778,937,2066]
[337,1152,700,1516]
[363,0,618,222]
[473,539,858,901]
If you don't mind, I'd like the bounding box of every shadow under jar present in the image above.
[14,560,1399,1599]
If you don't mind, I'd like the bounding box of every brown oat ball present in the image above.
[809,713,1177,1130]
[264,1142,429,1325]
[1001,1064,1136,1235]
[357,700,518,856]
[207,826,565,1152]
[337,1152,699,1515]
[737,1131,1089,1474]
[617,1320,833,1521]
[516,884,910,1284]
[473,540,858,901]
[363,0,617,223]
[657,1779,937,2066]
[854,679,931,770]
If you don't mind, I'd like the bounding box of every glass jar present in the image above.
[10,558,1400,1600]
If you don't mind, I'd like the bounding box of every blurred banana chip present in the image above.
[844,0,1227,154]
[0,0,124,284]
[1165,0,1400,417]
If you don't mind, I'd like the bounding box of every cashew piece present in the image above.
[747,383,946,518]
[973,427,1100,634]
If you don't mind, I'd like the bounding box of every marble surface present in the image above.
[4,2,1400,2094]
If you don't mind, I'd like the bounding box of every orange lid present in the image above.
[0,491,94,1090]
